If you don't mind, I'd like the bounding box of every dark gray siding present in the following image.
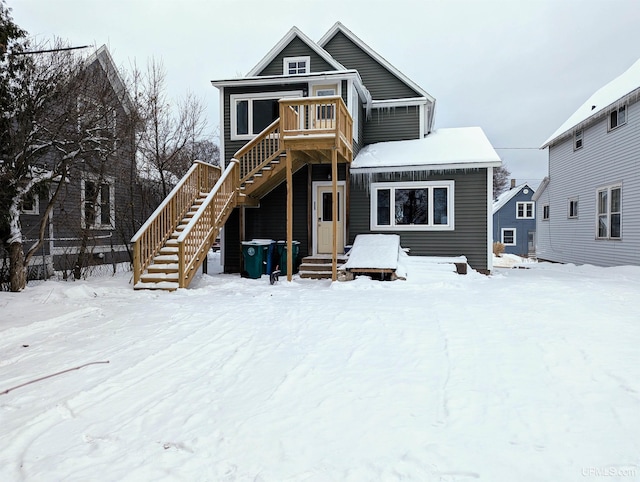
[364,105,420,144]
[224,166,310,272]
[349,169,489,271]
[258,37,336,76]
[323,31,420,100]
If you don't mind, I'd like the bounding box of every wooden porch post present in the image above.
[332,147,338,281]
[286,149,293,281]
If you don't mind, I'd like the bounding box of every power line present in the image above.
[11,45,91,56]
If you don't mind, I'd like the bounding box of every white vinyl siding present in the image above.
[536,97,639,266]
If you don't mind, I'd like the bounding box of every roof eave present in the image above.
[350,160,502,174]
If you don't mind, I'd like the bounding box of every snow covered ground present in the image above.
[1,255,639,481]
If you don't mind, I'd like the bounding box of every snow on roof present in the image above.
[492,183,533,214]
[541,58,640,148]
[351,127,502,171]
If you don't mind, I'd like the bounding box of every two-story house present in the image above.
[132,23,502,290]
[15,46,139,280]
[493,181,536,256]
[536,58,640,267]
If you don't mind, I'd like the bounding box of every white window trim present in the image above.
[21,192,40,215]
[370,180,455,231]
[574,129,583,150]
[81,175,116,230]
[283,56,310,75]
[516,201,535,219]
[595,183,622,240]
[542,204,549,221]
[348,81,359,143]
[568,197,579,219]
[608,105,627,131]
[501,228,516,246]
[230,90,302,141]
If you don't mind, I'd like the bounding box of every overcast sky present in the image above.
[11,0,640,189]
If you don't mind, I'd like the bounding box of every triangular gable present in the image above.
[318,22,434,103]
[492,183,534,214]
[247,26,346,77]
[85,45,134,115]
[541,58,640,148]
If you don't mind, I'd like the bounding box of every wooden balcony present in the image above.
[279,96,353,164]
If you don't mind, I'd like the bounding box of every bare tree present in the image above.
[493,164,511,199]
[1,2,135,290]
[135,59,210,196]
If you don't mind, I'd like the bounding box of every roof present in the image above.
[350,127,502,172]
[541,58,640,148]
[318,22,435,104]
[246,26,346,77]
[492,183,534,214]
[85,45,134,115]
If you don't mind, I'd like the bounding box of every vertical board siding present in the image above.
[539,99,640,266]
[257,37,336,76]
[323,31,420,100]
[349,169,489,271]
[364,106,420,144]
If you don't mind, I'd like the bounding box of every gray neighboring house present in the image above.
[211,22,501,275]
[492,182,536,256]
[536,58,640,267]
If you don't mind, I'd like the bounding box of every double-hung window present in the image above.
[231,91,302,140]
[609,105,626,130]
[501,228,516,246]
[82,177,115,229]
[516,201,535,219]
[542,204,550,220]
[574,130,583,150]
[596,185,621,239]
[370,181,454,231]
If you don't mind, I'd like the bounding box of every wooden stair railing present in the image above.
[176,159,239,288]
[234,117,286,185]
[132,161,221,286]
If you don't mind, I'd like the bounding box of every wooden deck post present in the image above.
[332,147,338,281]
[286,149,293,281]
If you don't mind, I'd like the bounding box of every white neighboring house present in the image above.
[536,58,640,267]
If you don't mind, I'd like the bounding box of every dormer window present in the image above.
[609,105,626,130]
[284,56,309,75]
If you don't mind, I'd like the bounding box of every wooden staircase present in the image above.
[131,96,353,290]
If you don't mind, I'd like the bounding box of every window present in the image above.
[568,198,578,218]
[230,91,302,140]
[609,105,626,130]
[574,130,583,150]
[20,191,40,215]
[501,228,516,246]
[370,181,454,231]
[81,177,115,229]
[596,185,621,239]
[542,204,550,220]
[78,95,117,137]
[283,56,309,75]
[516,201,535,219]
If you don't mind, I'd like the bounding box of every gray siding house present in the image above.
[536,58,640,267]
[492,182,536,256]
[11,46,141,279]
[211,22,501,276]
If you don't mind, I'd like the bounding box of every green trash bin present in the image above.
[276,240,300,275]
[241,239,273,279]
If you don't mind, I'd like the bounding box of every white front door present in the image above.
[315,183,345,255]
